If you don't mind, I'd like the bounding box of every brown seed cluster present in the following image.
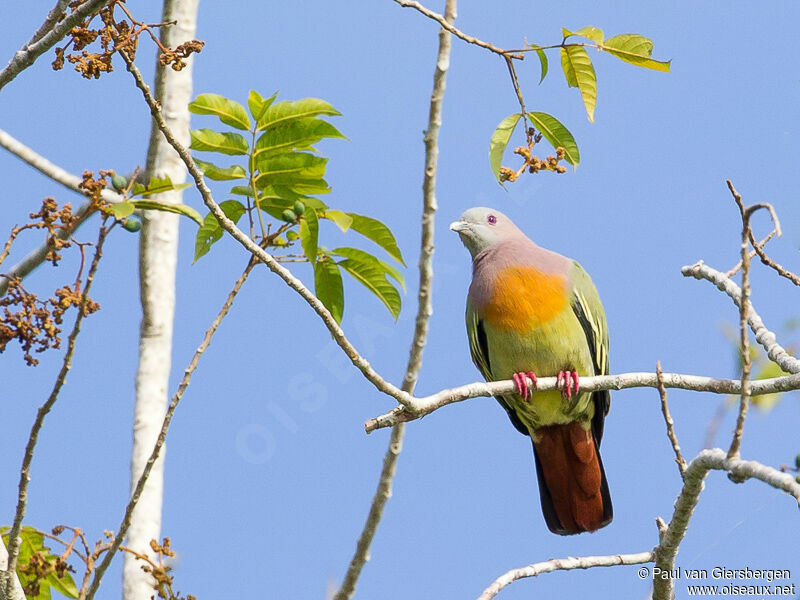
[27,197,80,266]
[159,39,205,71]
[499,127,569,183]
[52,1,203,78]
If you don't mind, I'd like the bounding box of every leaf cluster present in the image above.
[490,27,669,182]
[188,91,406,321]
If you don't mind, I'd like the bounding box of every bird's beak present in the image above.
[449,220,468,233]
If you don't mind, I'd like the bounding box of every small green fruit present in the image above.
[795,453,800,470]
[111,173,128,191]
[796,474,800,485]
[281,209,297,223]
[273,236,288,247]
[286,230,299,241]
[293,201,306,215]
[123,217,142,232]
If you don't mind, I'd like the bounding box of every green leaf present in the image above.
[338,258,402,320]
[194,158,247,181]
[131,175,192,197]
[332,246,405,292]
[564,26,604,44]
[109,201,135,219]
[258,98,341,131]
[347,213,405,265]
[601,34,671,72]
[528,44,548,84]
[254,118,345,158]
[526,111,580,167]
[255,153,330,194]
[248,90,278,122]
[189,93,251,130]
[131,200,203,226]
[298,207,319,265]
[194,199,246,262]
[560,45,598,122]
[488,113,521,183]
[314,255,344,324]
[324,209,353,232]
[190,129,249,155]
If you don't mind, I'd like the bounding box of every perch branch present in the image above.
[365,370,800,432]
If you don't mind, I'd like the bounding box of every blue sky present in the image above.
[2,2,799,599]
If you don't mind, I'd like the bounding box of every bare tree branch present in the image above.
[391,0,520,59]
[333,1,456,597]
[656,361,686,479]
[0,128,125,297]
[365,369,800,432]
[478,551,655,600]
[682,261,800,374]
[0,0,113,92]
[83,256,257,600]
[5,222,108,598]
[728,180,753,459]
[652,448,800,600]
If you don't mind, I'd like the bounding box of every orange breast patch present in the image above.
[483,265,568,331]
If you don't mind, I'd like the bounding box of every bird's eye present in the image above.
[487,214,497,225]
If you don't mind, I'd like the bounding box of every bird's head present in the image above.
[449,207,521,258]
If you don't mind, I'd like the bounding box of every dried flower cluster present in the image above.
[0,197,102,365]
[18,549,75,598]
[52,0,203,78]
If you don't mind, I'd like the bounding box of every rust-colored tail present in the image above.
[532,422,612,535]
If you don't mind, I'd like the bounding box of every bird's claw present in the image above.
[513,371,538,400]
[557,370,580,399]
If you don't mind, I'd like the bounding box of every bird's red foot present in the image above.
[557,370,580,399]
[513,371,538,400]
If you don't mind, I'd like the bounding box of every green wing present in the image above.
[569,261,611,444]
[466,297,528,435]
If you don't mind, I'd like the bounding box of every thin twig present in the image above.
[82,256,257,600]
[332,1,456,597]
[682,261,800,374]
[0,128,125,296]
[728,180,751,460]
[652,448,800,600]
[656,361,686,479]
[0,0,114,91]
[5,222,108,596]
[478,551,655,600]
[119,50,418,411]
[365,369,800,432]
[391,0,521,59]
[726,230,776,277]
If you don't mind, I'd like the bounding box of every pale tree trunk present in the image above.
[123,1,199,599]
